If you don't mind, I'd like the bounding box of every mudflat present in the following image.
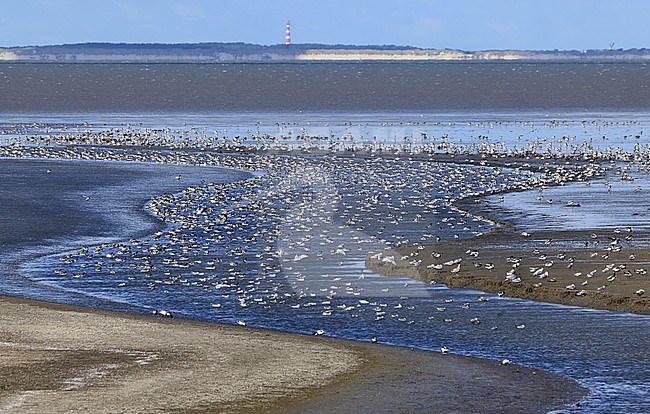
[0,295,584,414]
[367,226,650,314]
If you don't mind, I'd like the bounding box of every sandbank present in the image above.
[0,294,585,414]
[367,218,650,315]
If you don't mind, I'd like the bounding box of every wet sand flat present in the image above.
[0,295,584,414]
[0,295,360,413]
[367,228,650,314]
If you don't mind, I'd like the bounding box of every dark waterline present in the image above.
[1,62,649,112]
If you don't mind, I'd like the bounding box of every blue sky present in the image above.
[1,0,649,50]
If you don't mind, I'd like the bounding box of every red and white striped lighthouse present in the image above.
[285,20,291,45]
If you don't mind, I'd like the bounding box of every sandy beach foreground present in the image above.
[0,295,584,414]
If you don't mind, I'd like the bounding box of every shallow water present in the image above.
[2,110,650,156]
[6,145,648,414]
[0,158,249,304]
[487,165,650,235]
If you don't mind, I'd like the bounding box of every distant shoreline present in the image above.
[2,60,649,65]
[1,42,649,63]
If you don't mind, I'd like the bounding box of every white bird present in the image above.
[441,346,449,354]
[444,258,462,266]
[153,309,173,318]
[381,255,397,265]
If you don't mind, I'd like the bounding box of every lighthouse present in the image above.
[285,20,291,45]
